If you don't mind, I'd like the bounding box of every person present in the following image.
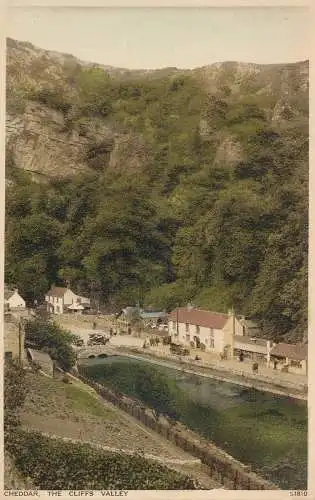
[92,321,96,330]
[273,359,278,370]
[252,362,258,373]
[239,351,244,362]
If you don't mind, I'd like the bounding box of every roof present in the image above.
[234,335,268,347]
[46,286,68,298]
[27,348,53,365]
[243,320,260,329]
[140,311,167,319]
[122,307,139,316]
[4,287,22,301]
[270,343,308,361]
[4,290,14,300]
[77,295,90,304]
[168,307,228,330]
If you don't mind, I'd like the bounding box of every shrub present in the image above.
[4,360,28,430]
[7,430,198,490]
[24,318,77,371]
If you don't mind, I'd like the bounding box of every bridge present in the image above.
[76,345,118,359]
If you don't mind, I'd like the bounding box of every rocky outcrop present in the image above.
[5,38,308,180]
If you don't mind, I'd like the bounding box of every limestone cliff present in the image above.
[6,38,308,181]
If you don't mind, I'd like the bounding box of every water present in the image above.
[79,355,307,489]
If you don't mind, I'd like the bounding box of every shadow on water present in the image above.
[79,355,307,490]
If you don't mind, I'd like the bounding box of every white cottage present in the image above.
[4,289,26,311]
[168,306,245,357]
[45,285,83,314]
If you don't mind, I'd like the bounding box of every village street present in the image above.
[54,314,307,399]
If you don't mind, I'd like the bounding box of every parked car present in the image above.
[73,338,84,347]
[87,333,109,346]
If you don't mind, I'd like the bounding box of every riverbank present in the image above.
[79,356,307,489]
[56,314,308,400]
[17,371,221,489]
[78,342,307,400]
[77,370,279,490]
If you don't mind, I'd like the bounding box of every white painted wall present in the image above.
[6,291,26,310]
[64,289,78,306]
[169,321,225,354]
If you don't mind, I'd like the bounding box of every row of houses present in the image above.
[4,284,92,315]
[3,284,308,376]
[168,306,308,375]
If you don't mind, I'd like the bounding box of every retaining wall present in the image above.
[76,372,278,490]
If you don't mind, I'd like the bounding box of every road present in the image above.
[78,344,307,400]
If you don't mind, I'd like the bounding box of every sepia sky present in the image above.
[7,6,309,69]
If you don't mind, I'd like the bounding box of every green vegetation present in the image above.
[24,318,78,370]
[5,56,308,340]
[4,364,198,489]
[6,429,197,490]
[83,360,307,489]
[62,384,112,417]
[4,360,28,430]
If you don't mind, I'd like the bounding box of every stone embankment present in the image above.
[78,344,307,401]
[120,347,307,400]
[75,372,279,491]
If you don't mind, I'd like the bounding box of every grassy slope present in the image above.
[84,361,307,489]
[18,372,220,489]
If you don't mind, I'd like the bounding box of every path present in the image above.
[21,428,200,466]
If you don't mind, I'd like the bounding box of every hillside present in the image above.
[14,372,219,489]
[5,38,308,341]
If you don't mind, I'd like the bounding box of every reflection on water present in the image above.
[79,354,307,489]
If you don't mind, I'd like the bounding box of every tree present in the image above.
[24,319,77,371]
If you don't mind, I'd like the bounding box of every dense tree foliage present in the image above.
[5,61,308,340]
[24,318,78,370]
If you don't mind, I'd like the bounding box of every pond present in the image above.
[79,355,307,489]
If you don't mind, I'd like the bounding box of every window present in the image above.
[196,325,200,335]
[210,328,214,337]
[5,352,13,360]
[210,338,215,349]
[186,334,190,342]
[185,323,189,333]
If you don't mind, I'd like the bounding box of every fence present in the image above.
[76,372,279,490]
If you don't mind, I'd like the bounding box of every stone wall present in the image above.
[77,373,278,490]
[4,315,24,361]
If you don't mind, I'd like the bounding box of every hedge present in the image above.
[6,429,198,490]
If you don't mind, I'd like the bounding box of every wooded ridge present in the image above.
[5,38,308,342]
